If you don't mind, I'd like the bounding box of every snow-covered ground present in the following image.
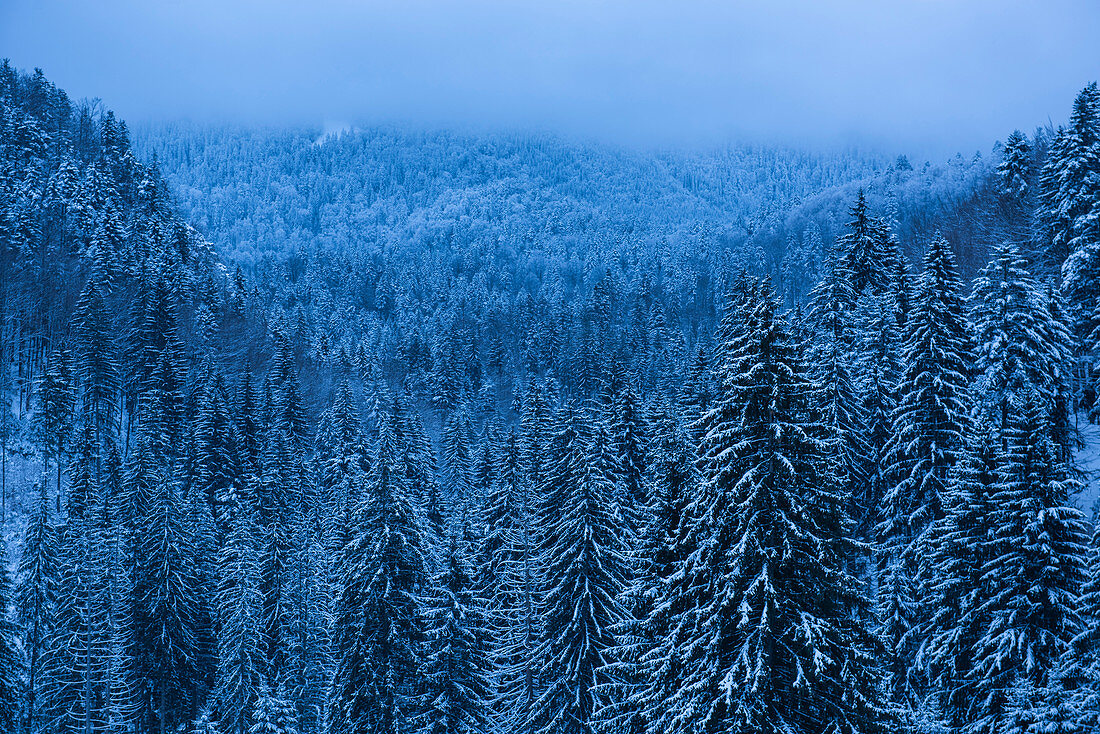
[1076,415,1100,516]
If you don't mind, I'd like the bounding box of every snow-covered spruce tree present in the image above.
[809,244,858,339]
[16,481,57,732]
[1049,84,1100,371]
[0,532,23,732]
[650,278,887,734]
[855,298,902,564]
[395,391,444,567]
[192,366,243,534]
[481,427,539,732]
[679,342,716,445]
[1040,286,1079,464]
[46,417,134,734]
[72,270,122,442]
[285,518,335,734]
[134,470,208,732]
[877,548,921,723]
[609,380,650,543]
[969,242,1067,439]
[188,477,220,694]
[923,415,1001,731]
[236,374,263,479]
[256,448,292,684]
[529,404,629,734]
[807,248,869,558]
[603,406,696,734]
[215,494,264,734]
[123,274,188,448]
[42,490,94,733]
[879,237,973,720]
[880,236,971,636]
[971,393,1089,734]
[1067,511,1100,731]
[424,534,493,734]
[125,330,209,731]
[46,428,138,734]
[193,707,220,734]
[95,439,139,734]
[640,275,759,734]
[268,329,309,450]
[477,428,517,610]
[315,379,365,562]
[1064,506,1100,734]
[249,681,299,734]
[838,189,904,297]
[257,348,310,686]
[442,407,475,534]
[33,346,75,497]
[1042,83,1100,276]
[520,378,554,509]
[473,419,502,508]
[331,415,427,734]
[997,130,1032,199]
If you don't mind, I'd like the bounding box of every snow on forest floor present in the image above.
[1076,414,1100,517]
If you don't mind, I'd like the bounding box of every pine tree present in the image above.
[609,381,650,542]
[133,472,205,734]
[33,346,75,497]
[808,250,869,547]
[94,438,137,734]
[1067,511,1100,731]
[1041,83,1100,272]
[215,495,263,734]
[442,408,474,533]
[882,235,971,577]
[315,380,365,554]
[43,470,99,734]
[998,130,1032,198]
[877,551,920,721]
[838,190,903,297]
[72,272,121,440]
[481,428,539,732]
[16,482,57,732]
[331,416,427,734]
[0,533,24,732]
[424,535,493,734]
[924,416,1001,731]
[970,243,1063,438]
[649,280,887,734]
[193,367,243,533]
[972,394,1089,734]
[604,408,695,734]
[856,299,902,562]
[529,405,628,734]
[249,681,299,734]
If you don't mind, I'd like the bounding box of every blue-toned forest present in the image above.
[3,61,1100,734]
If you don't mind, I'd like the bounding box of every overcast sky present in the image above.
[3,1,1099,155]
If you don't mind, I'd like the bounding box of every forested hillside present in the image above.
[4,60,1100,734]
